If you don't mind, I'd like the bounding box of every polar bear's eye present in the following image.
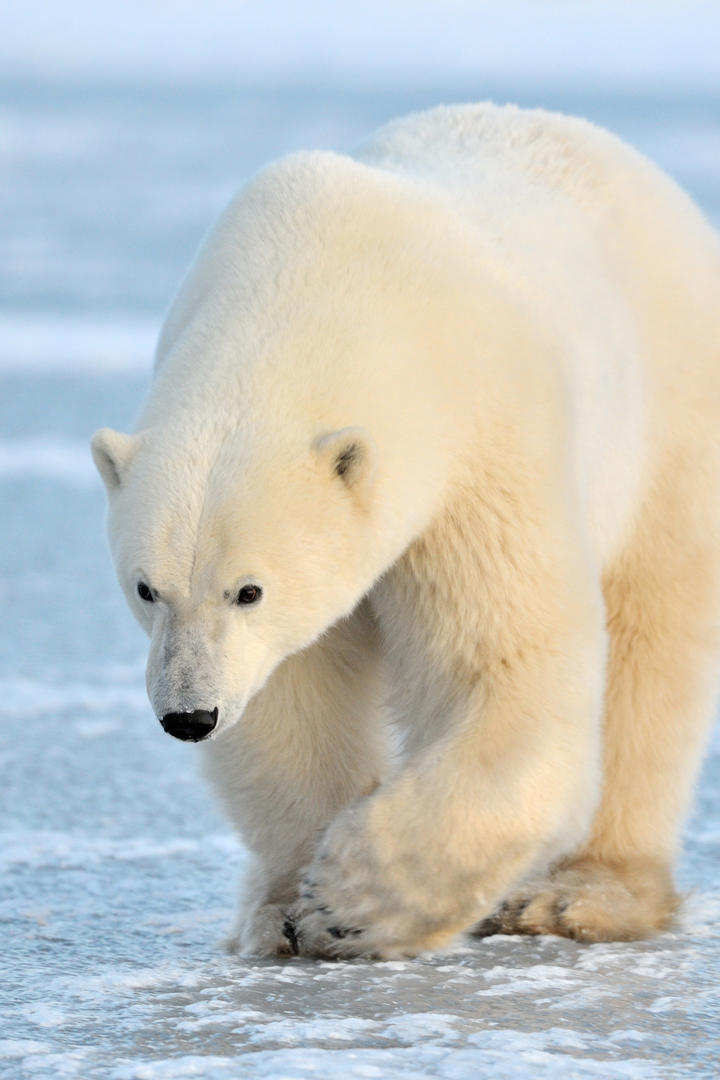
[137,581,155,603]
[235,584,262,606]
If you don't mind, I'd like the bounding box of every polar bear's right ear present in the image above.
[314,427,376,506]
[91,428,140,493]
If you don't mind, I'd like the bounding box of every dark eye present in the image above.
[236,584,262,606]
[137,581,155,603]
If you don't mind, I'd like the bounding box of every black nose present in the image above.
[160,708,218,742]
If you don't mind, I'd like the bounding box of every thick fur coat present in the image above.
[92,104,720,957]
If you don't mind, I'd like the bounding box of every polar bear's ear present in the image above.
[314,427,375,503]
[91,428,140,493]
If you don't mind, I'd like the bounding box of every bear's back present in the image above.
[356,103,720,387]
[355,103,720,323]
[354,104,720,569]
[353,102,706,230]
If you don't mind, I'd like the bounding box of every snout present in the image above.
[160,707,218,742]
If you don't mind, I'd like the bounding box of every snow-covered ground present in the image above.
[3,8,720,1075]
[3,584,719,1080]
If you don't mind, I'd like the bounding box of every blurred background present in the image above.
[3,0,720,675]
[2,3,720,1076]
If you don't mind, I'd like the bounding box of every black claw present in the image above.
[326,925,362,940]
[511,897,532,918]
[282,917,299,955]
[472,916,501,938]
[471,900,514,938]
[552,896,569,921]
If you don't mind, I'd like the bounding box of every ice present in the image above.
[2,31,720,1080]
[2,497,718,1077]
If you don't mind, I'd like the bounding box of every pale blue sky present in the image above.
[3,1,719,87]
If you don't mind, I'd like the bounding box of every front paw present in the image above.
[288,902,369,959]
[287,869,389,960]
[226,901,299,958]
[286,806,461,959]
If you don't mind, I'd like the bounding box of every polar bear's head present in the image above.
[91,150,464,741]
[91,421,379,742]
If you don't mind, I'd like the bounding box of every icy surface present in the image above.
[2,56,720,1080]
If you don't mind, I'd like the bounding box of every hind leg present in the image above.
[478,451,720,941]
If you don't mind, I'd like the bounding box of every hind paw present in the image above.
[474,858,679,943]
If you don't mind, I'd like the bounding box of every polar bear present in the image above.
[92,104,720,959]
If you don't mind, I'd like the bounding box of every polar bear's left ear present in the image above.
[91,428,140,493]
[314,427,376,504]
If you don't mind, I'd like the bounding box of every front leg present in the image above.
[202,601,387,956]
[294,493,608,957]
[229,856,300,958]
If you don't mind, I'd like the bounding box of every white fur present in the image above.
[92,104,720,957]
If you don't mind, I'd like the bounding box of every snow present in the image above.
[2,11,720,1076]
[4,837,720,1077]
